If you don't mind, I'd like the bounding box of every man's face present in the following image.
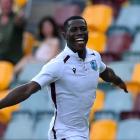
[65,19,88,52]
[0,0,13,15]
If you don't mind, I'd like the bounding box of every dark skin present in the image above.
[65,19,88,60]
[0,18,128,110]
[64,19,128,93]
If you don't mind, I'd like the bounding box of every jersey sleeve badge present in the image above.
[90,60,98,71]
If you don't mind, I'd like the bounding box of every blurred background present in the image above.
[0,0,140,139]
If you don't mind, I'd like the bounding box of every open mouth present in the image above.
[75,38,85,44]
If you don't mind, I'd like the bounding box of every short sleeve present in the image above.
[95,51,106,73]
[100,61,106,73]
[31,59,63,88]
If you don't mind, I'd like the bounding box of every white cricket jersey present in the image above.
[31,45,106,139]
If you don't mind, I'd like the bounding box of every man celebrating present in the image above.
[0,16,127,140]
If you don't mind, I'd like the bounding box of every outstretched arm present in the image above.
[0,81,41,109]
[100,67,128,93]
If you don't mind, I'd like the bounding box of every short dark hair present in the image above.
[63,16,87,32]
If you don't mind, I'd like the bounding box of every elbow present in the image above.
[24,82,41,98]
[99,67,115,82]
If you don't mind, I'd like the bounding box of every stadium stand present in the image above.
[4,111,34,139]
[126,63,140,97]
[0,61,14,90]
[120,111,140,120]
[0,122,7,138]
[0,91,19,124]
[129,0,140,5]
[103,89,133,113]
[89,90,105,122]
[23,32,37,55]
[129,32,140,52]
[53,4,81,28]
[17,61,45,84]
[94,111,118,121]
[90,119,117,140]
[1,0,140,139]
[108,61,134,81]
[117,119,140,140]
[19,87,54,113]
[133,94,140,111]
[82,4,113,33]
[14,0,27,9]
[33,111,54,139]
[124,32,140,61]
[115,5,140,31]
[87,32,107,53]
[106,30,133,54]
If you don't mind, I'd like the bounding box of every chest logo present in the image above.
[90,60,98,71]
[72,68,76,74]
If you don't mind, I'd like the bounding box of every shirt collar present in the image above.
[64,44,94,58]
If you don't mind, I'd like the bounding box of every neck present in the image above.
[77,48,86,60]
[68,45,86,60]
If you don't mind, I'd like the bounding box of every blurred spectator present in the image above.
[0,0,25,64]
[35,16,62,61]
[14,16,62,74]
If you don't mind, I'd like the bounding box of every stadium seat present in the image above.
[130,33,140,52]
[94,111,118,121]
[53,4,81,27]
[129,0,140,4]
[102,26,132,62]
[65,0,86,11]
[15,0,27,9]
[89,90,105,122]
[120,111,140,120]
[23,32,37,55]
[0,90,20,124]
[107,25,132,36]
[126,63,140,97]
[91,0,128,18]
[90,119,117,140]
[17,61,45,83]
[87,31,107,53]
[133,94,140,111]
[103,89,133,113]
[106,32,132,54]
[125,33,140,61]
[82,5,113,32]
[101,52,122,63]
[20,87,54,113]
[92,0,127,6]
[0,61,14,90]
[91,0,112,5]
[131,63,140,83]
[116,5,140,30]
[4,111,34,139]
[0,122,7,138]
[117,119,140,140]
[33,111,54,139]
[99,61,134,91]
[108,61,134,82]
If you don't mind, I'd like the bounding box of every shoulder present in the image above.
[42,50,69,69]
[53,49,71,63]
[87,48,102,60]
